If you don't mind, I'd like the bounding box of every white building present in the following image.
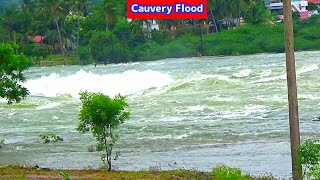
[265,0,308,12]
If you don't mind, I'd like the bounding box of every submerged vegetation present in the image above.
[0,139,4,149]
[39,134,64,143]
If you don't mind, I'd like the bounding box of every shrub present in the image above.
[299,139,320,179]
[78,46,91,61]
[77,91,130,171]
[212,165,250,180]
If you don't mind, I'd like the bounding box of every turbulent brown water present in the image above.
[1,51,320,177]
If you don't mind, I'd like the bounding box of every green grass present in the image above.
[0,165,275,180]
[31,53,93,67]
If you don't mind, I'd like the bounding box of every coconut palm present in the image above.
[100,0,120,31]
[44,0,69,58]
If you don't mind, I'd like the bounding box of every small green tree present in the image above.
[0,43,30,104]
[299,139,320,179]
[77,91,130,171]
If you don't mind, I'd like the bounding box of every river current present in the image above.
[1,51,320,177]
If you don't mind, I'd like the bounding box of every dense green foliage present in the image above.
[77,91,130,171]
[139,16,320,60]
[0,0,281,65]
[0,0,318,64]
[0,43,30,104]
[300,140,320,179]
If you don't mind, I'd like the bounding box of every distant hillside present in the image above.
[0,0,19,10]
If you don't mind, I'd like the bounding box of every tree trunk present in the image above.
[103,128,109,170]
[13,31,18,55]
[54,18,65,64]
[238,0,241,26]
[108,124,112,172]
[105,14,109,31]
[209,8,219,33]
[77,11,80,54]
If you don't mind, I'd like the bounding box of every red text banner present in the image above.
[127,0,207,19]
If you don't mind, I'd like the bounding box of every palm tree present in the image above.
[208,0,222,32]
[1,8,22,45]
[71,0,88,53]
[101,0,120,31]
[227,0,256,26]
[45,0,69,59]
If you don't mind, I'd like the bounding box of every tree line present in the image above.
[0,0,271,64]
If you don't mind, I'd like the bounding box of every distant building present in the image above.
[33,35,44,44]
[265,0,308,12]
[143,20,159,32]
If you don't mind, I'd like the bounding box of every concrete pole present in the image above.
[283,0,303,179]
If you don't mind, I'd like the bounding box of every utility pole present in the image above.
[283,0,302,179]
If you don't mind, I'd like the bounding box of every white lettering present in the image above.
[191,6,196,12]
[175,3,204,13]
[175,4,181,13]
[131,4,138,13]
[197,4,203,12]
[167,6,172,15]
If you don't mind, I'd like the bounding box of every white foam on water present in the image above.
[144,73,235,96]
[299,94,320,100]
[206,96,236,102]
[36,102,62,110]
[233,69,252,78]
[252,64,319,83]
[297,64,319,75]
[52,116,60,120]
[158,117,184,122]
[188,105,205,112]
[218,105,269,119]
[23,70,173,98]
[259,70,272,78]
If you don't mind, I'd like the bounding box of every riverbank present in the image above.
[0,165,274,180]
[33,16,320,67]
[138,17,320,61]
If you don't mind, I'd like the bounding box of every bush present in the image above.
[77,91,130,171]
[299,139,320,179]
[78,46,91,61]
[212,165,250,180]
